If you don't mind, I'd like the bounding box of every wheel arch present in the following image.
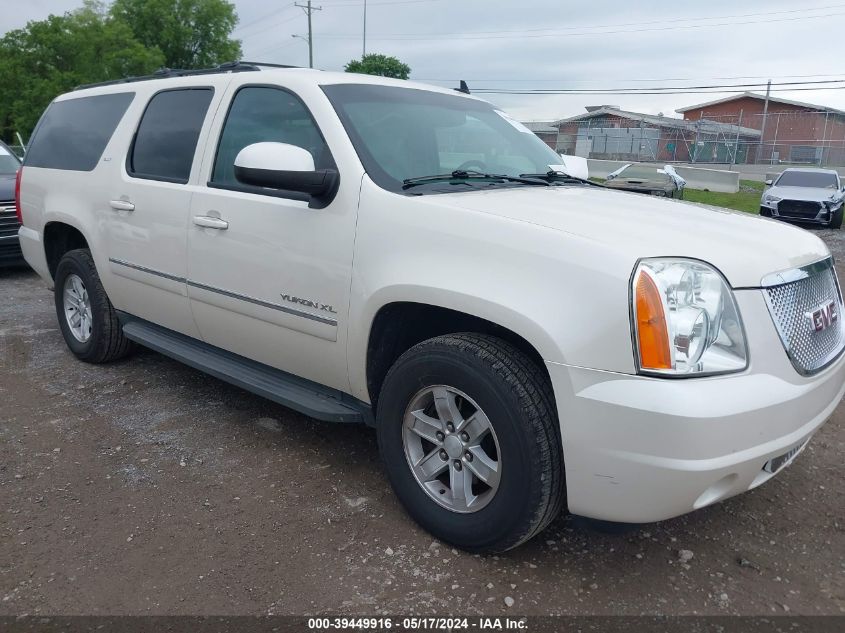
[360,292,559,408]
[43,220,91,281]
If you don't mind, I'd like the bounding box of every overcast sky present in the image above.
[3,0,844,121]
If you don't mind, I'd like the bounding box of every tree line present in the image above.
[0,0,241,142]
[0,0,411,144]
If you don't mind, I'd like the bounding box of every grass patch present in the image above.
[682,186,761,215]
[592,177,764,214]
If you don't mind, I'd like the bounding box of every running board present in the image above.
[121,317,372,425]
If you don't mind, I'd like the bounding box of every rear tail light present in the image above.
[14,167,23,224]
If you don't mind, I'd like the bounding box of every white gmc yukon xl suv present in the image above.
[16,63,845,552]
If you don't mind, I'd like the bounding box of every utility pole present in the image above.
[294,0,322,68]
[758,79,771,164]
[362,0,367,57]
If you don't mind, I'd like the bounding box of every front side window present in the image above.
[25,92,134,172]
[322,83,563,193]
[211,86,332,186]
[128,88,214,183]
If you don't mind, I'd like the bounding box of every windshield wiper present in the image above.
[402,169,549,189]
[519,170,603,187]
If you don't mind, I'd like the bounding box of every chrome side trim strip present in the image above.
[108,258,338,326]
[186,280,338,326]
[760,257,834,288]
[109,257,186,283]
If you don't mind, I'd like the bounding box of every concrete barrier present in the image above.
[672,165,739,193]
[585,159,740,193]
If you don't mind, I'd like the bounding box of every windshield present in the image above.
[776,170,839,189]
[0,144,20,174]
[322,84,563,193]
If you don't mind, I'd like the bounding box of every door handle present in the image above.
[193,215,229,230]
[109,199,135,212]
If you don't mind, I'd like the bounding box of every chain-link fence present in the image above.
[533,110,845,167]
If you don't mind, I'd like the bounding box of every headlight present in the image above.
[632,258,747,376]
[764,194,782,203]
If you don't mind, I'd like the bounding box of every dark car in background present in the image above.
[0,140,23,265]
[604,163,686,199]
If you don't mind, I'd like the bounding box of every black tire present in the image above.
[760,207,772,217]
[376,333,565,553]
[54,248,135,363]
[829,207,843,229]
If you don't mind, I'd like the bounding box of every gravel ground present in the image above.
[1,230,844,617]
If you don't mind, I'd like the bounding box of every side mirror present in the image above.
[234,142,339,200]
[765,179,773,186]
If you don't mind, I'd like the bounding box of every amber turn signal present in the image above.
[635,270,672,370]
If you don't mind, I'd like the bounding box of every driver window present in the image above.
[211,86,331,185]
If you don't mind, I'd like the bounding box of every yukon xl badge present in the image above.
[280,293,337,314]
[806,300,838,332]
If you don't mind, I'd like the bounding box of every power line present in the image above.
[472,86,845,96]
[317,9,845,40]
[470,79,845,94]
[319,3,845,38]
[319,0,439,6]
[417,73,845,83]
[239,11,303,40]
[234,3,296,33]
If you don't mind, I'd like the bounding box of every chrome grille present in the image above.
[0,200,19,239]
[763,258,845,375]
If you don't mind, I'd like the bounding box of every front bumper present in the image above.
[761,198,841,224]
[547,288,845,523]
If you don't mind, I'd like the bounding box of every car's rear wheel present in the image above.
[376,333,564,553]
[54,249,135,363]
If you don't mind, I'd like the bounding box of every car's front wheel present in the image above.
[54,249,135,363]
[376,333,564,553]
[829,207,843,229]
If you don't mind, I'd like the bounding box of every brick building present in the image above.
[549,106,760,164]
[676,92,845,165]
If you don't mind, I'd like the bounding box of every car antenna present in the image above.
[455,80,470,95]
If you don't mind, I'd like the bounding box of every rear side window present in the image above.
[25,93,134,171]
[128,88,214,183]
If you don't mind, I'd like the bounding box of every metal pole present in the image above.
[363,0,367,57]
[692,111,702,163]
[758,79,771,164]
[732,109,743,168]
[821,111,830,165]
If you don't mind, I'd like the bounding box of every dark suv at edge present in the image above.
[0,140,23,265]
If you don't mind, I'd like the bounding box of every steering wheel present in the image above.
[455,159,487,172]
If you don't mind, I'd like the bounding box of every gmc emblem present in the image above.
[806,301,838,332]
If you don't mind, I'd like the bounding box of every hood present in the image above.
[765,185,843,203]
[425,185,828,288]
[0,173,14,202]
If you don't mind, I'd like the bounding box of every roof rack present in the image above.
[74,60,302,91]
